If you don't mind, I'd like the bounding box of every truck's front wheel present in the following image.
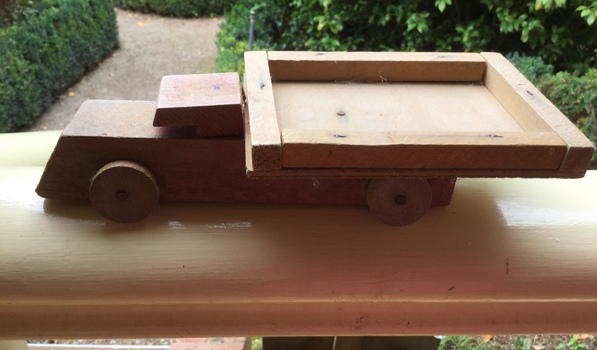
[89,161,159,223]
[367,178,432,226]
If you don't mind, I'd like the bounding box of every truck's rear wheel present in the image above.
[89,161,159,223]
[367,178,432,226]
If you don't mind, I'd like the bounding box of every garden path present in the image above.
[26,8,221,131]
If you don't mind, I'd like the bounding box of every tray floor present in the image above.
[273,82,523,134]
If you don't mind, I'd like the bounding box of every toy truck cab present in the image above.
[36,51,594,226]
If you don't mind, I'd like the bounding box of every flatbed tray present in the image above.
[243,51,593,178]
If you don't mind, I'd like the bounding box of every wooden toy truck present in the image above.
[36,51,594,225]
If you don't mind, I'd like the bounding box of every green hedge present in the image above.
[114,0,235,17]
[217,0,596,75]
[545,70,597,169]
[0,0,118,132]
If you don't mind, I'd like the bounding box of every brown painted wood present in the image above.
[154,73,243,137]
[267,51,486,82]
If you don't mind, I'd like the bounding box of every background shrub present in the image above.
[1,0,41,28]
[506,52,554,85]
[541,69,597,169]
[217,0,597,75]
[114,0,235,17]
[0,0,118,132]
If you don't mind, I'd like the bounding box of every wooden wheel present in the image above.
[89,161,159,223]
[367,178,432,226]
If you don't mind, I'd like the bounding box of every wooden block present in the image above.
[267,51,486,82]
[281,129,567,170]
[481,52,595,172]
[243,51,282,170]
[154,73,243,137]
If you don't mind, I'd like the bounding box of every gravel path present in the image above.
[26,8,221,131]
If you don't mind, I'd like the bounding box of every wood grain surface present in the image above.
[280,129,566,170]
[273,81,522,133]
[244,51,282,171]
[154,73,244,137]
[267,51,486,82]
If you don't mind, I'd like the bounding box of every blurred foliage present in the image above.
[439,335,593,350]
[217,0,596,74]
[0,0,118,132]
[549,70,597,169]
[439,336,493,350]
[0,0,41,28]
[113,0,234,17]
[506,52,555,84]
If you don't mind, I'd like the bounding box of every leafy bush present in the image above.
[114,0,235,17]
[215,0,265,76]
[439,336,492,350]
[216,0,596,74]
[546,70,597,169]
[1,0,40,28]
[539,70,597,125]
[0,0,118,132]
[506,52,554,86]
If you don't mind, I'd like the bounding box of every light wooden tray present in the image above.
[243,51,593,178]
